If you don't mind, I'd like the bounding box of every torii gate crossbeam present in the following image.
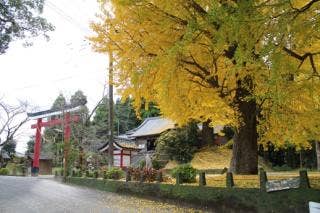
[28,105,81,176]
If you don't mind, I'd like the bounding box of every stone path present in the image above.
[0,176,205,213]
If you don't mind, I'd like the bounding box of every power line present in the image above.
[46,0,89,34]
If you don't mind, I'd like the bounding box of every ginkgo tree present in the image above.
[90,0,320,174]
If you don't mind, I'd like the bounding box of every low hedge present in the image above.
[104,168,124,180]
[171,164,197,183]
[66,177,320,213]
[0,168,9,175]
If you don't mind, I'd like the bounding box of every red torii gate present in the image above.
[28,105,81,175]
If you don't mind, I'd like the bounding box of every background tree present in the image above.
[51,93,66,110]
[2,139,16,156]
[0,0,54,54]
[93,97,141,138]
[155,122,198,163]
[139,101,161,119]
[91,0,320,174]
[114,98,141,135]
[0,100,28,148]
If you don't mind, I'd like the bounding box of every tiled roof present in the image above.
[98,138,141,152]
[129,117,175,138]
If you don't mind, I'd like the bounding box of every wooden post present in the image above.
[126,171,131,182]
[299,170,310,188]
[156,170,163,183]
[259,168,268,192]
[120,150,123,168]
[108,52,114,169]
[140,171,145,183]
[94,170,99,179]
[226,172,234,188]
[199,172,206,186]
[176,173,182,185]
[316,141,320,171]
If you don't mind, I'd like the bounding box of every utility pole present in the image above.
[108,52,114,168]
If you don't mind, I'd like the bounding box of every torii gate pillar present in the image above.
[32,118,42,175]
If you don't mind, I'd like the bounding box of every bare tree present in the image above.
[0,100,29,147]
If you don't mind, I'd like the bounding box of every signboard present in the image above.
[309,202,320,213]
[266,178,300,192]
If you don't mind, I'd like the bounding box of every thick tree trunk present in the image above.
[201,120,214,146]
[316,141,320,171]
[230,78,258,174]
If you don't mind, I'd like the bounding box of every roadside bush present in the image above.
[155,122,198,163]
[85,170,94,178]
[104,168,124,180]
[171,164,197,183]
[126,167,157,182]
[6,163,20,175]
[0,168,9,175]
[127,167,141,181]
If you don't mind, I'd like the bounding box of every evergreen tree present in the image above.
[2,140,16,156]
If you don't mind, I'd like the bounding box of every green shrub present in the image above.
[0,168,9,175]
[104,168,124,180]
[152,159,165,170]
[139,159,146,169]
[171,164,197,183]
[155,122,198,163]
[6,163,21,175]
[85,170,93,178]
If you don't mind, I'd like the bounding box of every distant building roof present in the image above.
[129,117,175,138]
[28,154,53,160]
[98,138,141,152]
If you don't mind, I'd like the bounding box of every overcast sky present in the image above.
[0,0,109,153]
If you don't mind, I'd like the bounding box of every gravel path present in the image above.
[0,176,204,213]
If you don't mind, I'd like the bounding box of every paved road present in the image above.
[0,176,204,213]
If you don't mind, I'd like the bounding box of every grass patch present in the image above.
[190,146,231,170]
[172,146,272,171]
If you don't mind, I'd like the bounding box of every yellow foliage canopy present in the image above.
[90,0,320,149]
